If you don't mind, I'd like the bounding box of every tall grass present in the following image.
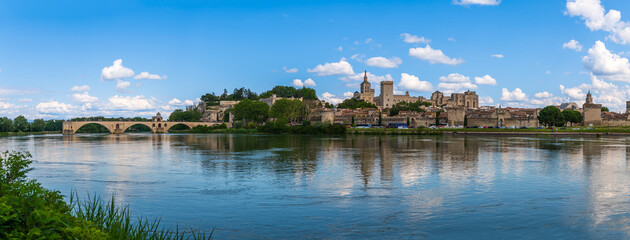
[69,192,213,240]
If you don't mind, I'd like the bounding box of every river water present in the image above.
[2,133,630,239]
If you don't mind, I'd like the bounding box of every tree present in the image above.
[0,117,13,132]
[337,99,377,109]
[464,115,468,127]
[269,99,305,124]
[31,119,46,132]
[168,109,202,122]
[601,106,609,112]
[378,111,382,126]
[13,116,29,132]
[389,101,431,116]
[259,86,318,100]
[538,106,565,127]
[232,99,269,124]
[435,111,441,125]
[562,109,583,126]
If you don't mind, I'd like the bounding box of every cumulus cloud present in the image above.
[343,92,355,98]
[563,39,583,51]
[566,0,630,44]
[366,56,402,68]
[291,78,316,88]
[340,72,394,87]
[560,85,587,100]
[501,88,529,102]
[534,91,554,99]
[491,54,504,58]
[400,33,430,44]
[308,59,354,76]
[409,45,464,65]
[134,72,166,80]
[436,73,477,93]
[453,0,501,6]
[582,41,630,81]
[71,85,90,92]
[0,100,14,110]
[560,74,630,110]
[116,80,131,91]
[398,73,433,92]
[101,59,134,80]
[36,100,74,114]
[474,75,497,85]
[108,95,156,111]
[18,98,32,102]
[282,67,298,73]
[71,92,98,103]
[320,92,347,105]
[168,98,194,106]
[479,96,494,105]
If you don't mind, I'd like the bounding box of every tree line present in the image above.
[200,86,318,107]
[537,106,583,127]
[0,116,63,133]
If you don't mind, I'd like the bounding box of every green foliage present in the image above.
[538,106,566,127]
[258,121,345,134]
[323,102,335,109]
[31,119,46,132]
[464,115,468,127]
[435,111,442,125]
[201,87,259,106]
[378,112,382,126]
[75,123,110,133]
[13,116,28,132]
[0,151,212,239]
[0,117,14,132]
[337,99,377,109]
[269,99,307,124]
[168,109,202,122]
[562,109,583,126]
[601,106,609,112]
[44,120,63,131]
[259,86,318,100]
[232,99,269,124]
[389,101,431,116]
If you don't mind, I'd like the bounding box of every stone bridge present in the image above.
[62,121,229,135]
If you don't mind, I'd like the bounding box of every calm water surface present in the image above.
[2,133,630,239]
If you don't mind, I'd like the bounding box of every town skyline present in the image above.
[1,0,630,119]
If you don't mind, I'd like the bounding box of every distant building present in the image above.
[353,70,427,108]
[431,90,479,109]
[260,94,303,107]
[583,91,602,126]
[559,102,579,111]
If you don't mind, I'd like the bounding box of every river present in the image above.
[2,133,630,239]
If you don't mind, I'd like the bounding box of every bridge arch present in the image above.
[74,122,114,134]
[122,122,155,133]
[165,122,193,132]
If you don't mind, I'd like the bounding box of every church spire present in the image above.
[363,70,368,82]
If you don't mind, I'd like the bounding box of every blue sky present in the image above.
[1,0,630,119]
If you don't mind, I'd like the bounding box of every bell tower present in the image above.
[360,71,370,94]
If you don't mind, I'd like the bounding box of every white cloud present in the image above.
[308,59,354,76]
[563,39,583,51]
[291,78,317,88]
[365,38,373,44]
[108,95,156,111]
[283,67,298,73]
[71,85,90,92]
[582,41,630,81]
[18,98,32,102]
[501,88,529,102]
[101,59,134,80]
[439,73,470,83]
[134,72,166,80]
[560,85,586,100]
[36,100,74,114]
[546,70,551,74]
[566,0,630,44]
[409,45,464,65]
[71,92,98,103]
[340,72,394,87]
[453,0,501,6]
[534,91,554,99]
[303,78,316,87]
[448,37,456,42]
[320,92,347,105]
[337,46,343,52]
[400,33,430,44]
[474,75,497,85]
[0,100,14,109]
[491,54,504,58]
[168,98,194,106]
[559,74,630,110]
[343,92,355,98]
[398,73,433,92]
[479,96,494,105]
[292,79,304,88]
[116,80,131,91]
[366,56,402,68]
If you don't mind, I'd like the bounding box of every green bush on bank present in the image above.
[257,118,346,134]
[0,151,212,240]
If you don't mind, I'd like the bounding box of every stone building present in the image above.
[260,94,303,108]
[583,91,602,126]
[431,90,479,109]
[353,70,427,108]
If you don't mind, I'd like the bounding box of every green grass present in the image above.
[0,131,61,137]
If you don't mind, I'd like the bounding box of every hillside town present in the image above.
[187,71,628,129]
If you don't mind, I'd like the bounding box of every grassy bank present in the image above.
[0,131,61,137]
[0,151,212,239]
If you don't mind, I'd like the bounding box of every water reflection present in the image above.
[2,134,630,238]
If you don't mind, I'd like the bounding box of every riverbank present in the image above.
[0,131,61,137]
